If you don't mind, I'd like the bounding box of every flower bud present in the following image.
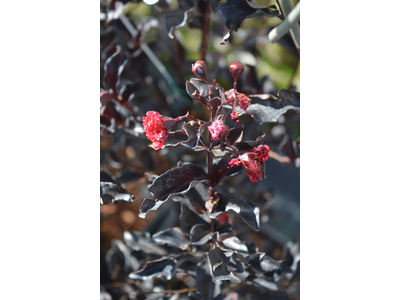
[229,61,244,78]
[191,60,208,79]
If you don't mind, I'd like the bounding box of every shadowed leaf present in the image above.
[211,158,243,185]
[100,182,136,205]
[236,89,300,124]
[217,0,280,43]
[152,227,190,250]
[180,203,209,235]
[165,0,196,38]
[210,192,260,231]
[129,256,178,280]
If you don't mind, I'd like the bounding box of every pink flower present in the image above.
[237,93,251,111]
[142,111,175,149]
[247,170,263,182]
[225,89,236,104]
[228,153,262,182]
[208,120,228,140]
[224,89,252,123]
[227,146,270,182]
[253,145,270,162]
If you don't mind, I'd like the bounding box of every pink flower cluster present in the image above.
[208,120,228,140]
[224,89,252,124]
[228,145,270,182]
[142,111,174,149]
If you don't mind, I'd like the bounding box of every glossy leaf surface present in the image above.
[100,182,136,205]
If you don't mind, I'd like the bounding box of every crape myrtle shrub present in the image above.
[100,0,300,299]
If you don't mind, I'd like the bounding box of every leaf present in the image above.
[152,227,190,250]
[100,182,136,205]
[216,0,280,43]
[233,134,266,152]
[226,124,244,145]
[149,163,208,201]
[190,224,214,245]
[210,192,260,231]
[220,236,248,254]
[106,239,140,281]
[165,0,196,39]
[100,169,117,184]
[181,121,204,150]
[194,258,214,300]
[186,78,210,106]
[129,256,178,280]
[139,163,208,218]
[118,80,143,104]
[163,130,191,148]
[103,45,125,91]
[236,89,300,124]
[123,231,167,256]
[180,203,209,235]
[236,104,299,124]
[247,253,281,273]
[183,183,208,213]
[207,247,240,282]
[211,158,243,185]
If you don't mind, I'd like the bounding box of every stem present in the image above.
[200,0,211,61]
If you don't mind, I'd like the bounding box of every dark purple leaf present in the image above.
[103,45,125,91]
[152,227,190,250]
[226,252,247,281]
[139,198,157,216]
[164,130,191,147]
[247,253,281,273]
[249,275,279,291]
[194,258,213,300]
[237,89,300,124]
[165,0,196,39]
[207,247,240,282]
[233,134,266,152]
[186,78,210,106]
[106,239,140,281]
[180,203,209,235]
[100,169,117,184]
[183,183,208,213]
[220,236,248,254]
[210,192,260,231]
[118,80,143,103]
[214,221,233,236]
[226,124,244,145]
[100,182,136,205]
[181,121,204,150]
[190,224,214,245]
[209,97,222,108]
[123,231,167,256]
[149,163,208,201]
[129,256,178,280]
[216,0,280,43]
[211,158,243,185]
[139,163,208,217]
